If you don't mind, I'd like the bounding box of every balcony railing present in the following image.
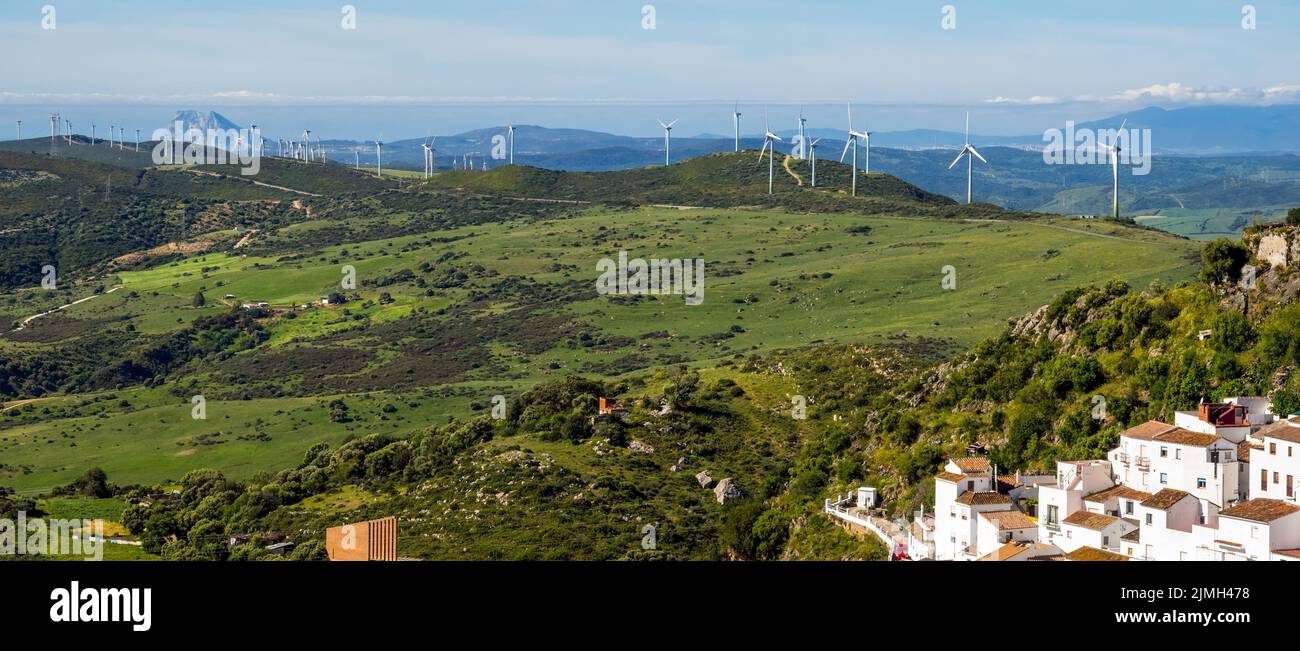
[1135,456,1151,470]
[1117,452,1130,465]
[1044,521,1061,533]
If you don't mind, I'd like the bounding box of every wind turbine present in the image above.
[507,124,516,164]
[375,140,383,176]
[92,124,97,145]
[657,118,678,166]
[796,108,807,160]
[1097,119,1128,219]
[732,103,742,152]
[757,111,783,194]
[136,129,141,152]
[119,127,125,150]
[302,129,311,161]
[16,120,21,141]
[422,137,436,179]
[840,104,870,196]
[49,114,58,143]
[354,148,360,170]
[809,138,821,187]
[946,112,987,205]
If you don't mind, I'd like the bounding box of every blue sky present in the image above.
[1,1,1298,137]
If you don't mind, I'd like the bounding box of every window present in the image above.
[1289,475,1294,499]
[1275,472,1280,484]
[1175,449,1181,460]
[1066,531,1072,539]
[966,481,974,491]
[1160,473,1168,484]
[1160,446,1168,458]
[1125,500,1134,515]
[1197,478,1207,489]
[1145,513,1153,525]
[1271,442,1277,455]
[1262,469,1268,491]
[1251,526,1259,540]
[1046,505,1058,525]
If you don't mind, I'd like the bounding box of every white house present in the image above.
[1251,417,1300,503]
[1038,459,1114,547]
[1107,420,1238,515]
[974,510,1038,557]
[1174,399,1275,443]
[1057,510,1136,554]
[1131,488,1201,560]
[1190,498,1300,561]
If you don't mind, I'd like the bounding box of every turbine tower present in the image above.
[422,137,435,179]
[375,140,383,176]
[946,112,988,205]
[92,124,97,145]
[809,138,821,187]
[1098,119,1128,219]
[50,114,58,143]
[732,103,742,152]
[507,124,516,164]
[302,129,311,161]
[119,127,125,150]
[16,120,21,141]
[796,108,807,160]
[657,118,678,166]
[840,104,869,196]
[136,129,141,152]
[757,111,783,195]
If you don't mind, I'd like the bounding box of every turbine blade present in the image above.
[948,151,966,169]
[840,138,853,162]
[968,145,988,164]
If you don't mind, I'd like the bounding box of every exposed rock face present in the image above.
[628,440,655,454]
[670,456,688,472]
[714,478,742,504]
[695,471,714,489]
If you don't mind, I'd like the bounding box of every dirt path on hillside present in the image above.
[181,169,321,197]
[782,155,804,186]
[12,286,122,331]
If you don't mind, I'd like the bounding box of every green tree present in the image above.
[192,291,206,307]
[1199,239,1250,286]
[1273,389,1300,417]
[1287,207,1300,227]
[1211,311,1255,353]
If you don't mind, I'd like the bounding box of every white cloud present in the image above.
[983,95,1060,105]
[1100,82,1300,104]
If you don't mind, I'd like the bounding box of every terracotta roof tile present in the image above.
[955,491,1011,506]
[1258,418,1300,444]
[1084,485,1152,504]
[1140,488,1193,511]
[1121,528,1141,542]
[1238,440,1257,464]
[1219,498,1300,523]
[978,510,1036,530]
[1120,420,1176,441]
[1153,428,1222,447]
[1063,510,1119,530]
[952,457,991,472]
[1273,549,1300,559]
[978,541,1031,561]
[935,471,965,483]
[1064,546,1129,561]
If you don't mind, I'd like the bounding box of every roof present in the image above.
[978,510,1036,530]
[996,475,1022,491]
[979,541,1031,561]
[1064,546,1129,562]
[1063,510,1120,531]
[1119,420,1176,441]
[1238,440,1257,464]
[1153,428,1222,447]
[952,457,991,473]
[1274,549,1300,559]
[1140,488,1193,511]
[1084,485,1152,504]
[1258,418,1300,444]
[935,471,966,483]
[1121,528,1141,542]
[1219,498,1300,523]
[955,491,1011,506]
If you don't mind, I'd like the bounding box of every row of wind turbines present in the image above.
[18,109,1130,217]
[32,114,144,152]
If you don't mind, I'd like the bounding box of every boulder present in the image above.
[695,471,714,488]
[714,478,742,504]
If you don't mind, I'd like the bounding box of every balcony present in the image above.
[1044,521,1061,533]
[1135,456,1151,471]
[1117,452,1130,465]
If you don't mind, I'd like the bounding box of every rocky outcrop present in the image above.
[713,478,742,504]
[695,471,714,489]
